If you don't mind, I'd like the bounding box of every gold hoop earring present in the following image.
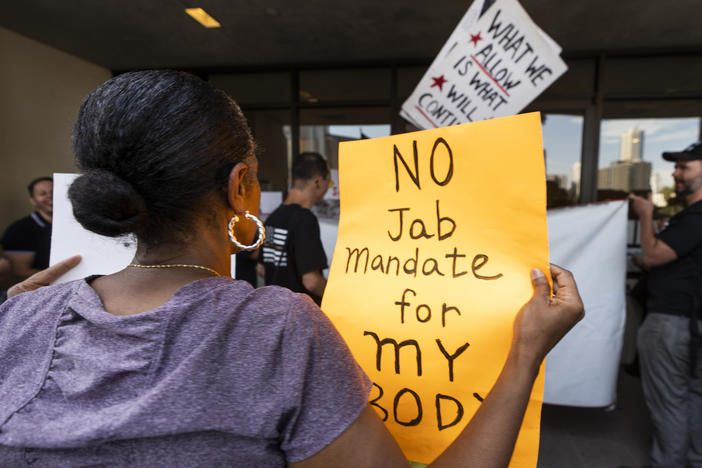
[228,211,265,251]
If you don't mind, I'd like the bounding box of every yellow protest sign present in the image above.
[321,112,549,465]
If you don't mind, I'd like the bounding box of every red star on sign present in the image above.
[470,32,482,46]
[430,75,448,91]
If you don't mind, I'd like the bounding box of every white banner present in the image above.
[544,200,628,407]
[320,200,629,407]
[401,0,567,129]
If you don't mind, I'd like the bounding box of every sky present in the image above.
[542,114,700,188]
[542,114,583,185]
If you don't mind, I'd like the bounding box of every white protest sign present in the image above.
[401,0,567,129]
[399,0,485,128]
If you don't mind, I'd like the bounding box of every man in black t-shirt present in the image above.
[1,177,53,282]
[630,142,702,468]
[262,153,330,304]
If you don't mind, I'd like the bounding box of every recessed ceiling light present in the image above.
[185,8,221,28]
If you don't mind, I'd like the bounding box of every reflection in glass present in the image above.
[542,114,584,207]
[297,108,391,219]
[598,117,701,212]
[297,124,391,219]
[243,110,291,192]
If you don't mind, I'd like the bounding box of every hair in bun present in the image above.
[70,70,254,244]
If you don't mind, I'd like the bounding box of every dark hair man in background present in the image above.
[630,142,702,468]
[261,152,330,304]
[1,176,54,282]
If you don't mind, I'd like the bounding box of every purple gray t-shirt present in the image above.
[0,277,371,466]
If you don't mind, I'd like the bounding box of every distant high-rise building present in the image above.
[571,161,581,199]
[571,162,581,185]
[598,160,651,192]
[598,127,650,193]
[620,128,644,162]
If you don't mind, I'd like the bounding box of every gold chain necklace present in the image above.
[128,263,222,277]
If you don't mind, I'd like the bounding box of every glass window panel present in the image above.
[209,72,291,105]
[299,107,391,168]
[542,114,584,207]
[243,109,291,193]
[298,107,392,218]
[299,68,391,103]
[597,117,701,207]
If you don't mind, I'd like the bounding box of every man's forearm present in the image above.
[630,193,677,267]
[302,271,327,298]
[307,277,326,298]
[5,253,39,282]
[10,263,41,280]
[637,215,677,267]
[638,212,657,261]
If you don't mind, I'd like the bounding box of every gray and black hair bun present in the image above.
[68,169,148,237]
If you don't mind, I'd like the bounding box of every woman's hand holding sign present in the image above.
[511,264,585,372]
[427,264,583,468]
[293,265,584,468]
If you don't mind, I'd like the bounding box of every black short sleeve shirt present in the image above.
[647,201,702,315]
[0,213,52,269]
[262,204,328,304]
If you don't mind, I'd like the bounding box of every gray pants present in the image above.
[638,313,702,468]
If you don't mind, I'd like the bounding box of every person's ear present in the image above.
[227,162,249,213]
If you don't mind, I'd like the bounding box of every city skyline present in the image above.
[544,116,700,190]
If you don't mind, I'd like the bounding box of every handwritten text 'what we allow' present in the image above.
[417,7,557,126]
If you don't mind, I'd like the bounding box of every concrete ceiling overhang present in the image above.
[2,0,702,71]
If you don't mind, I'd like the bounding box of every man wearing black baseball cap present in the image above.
[630,141,702,468]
